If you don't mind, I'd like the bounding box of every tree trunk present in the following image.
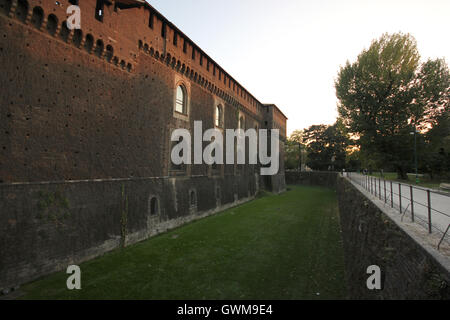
[397,166,408,180]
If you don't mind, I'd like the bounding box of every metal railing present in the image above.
[346,172,450,248]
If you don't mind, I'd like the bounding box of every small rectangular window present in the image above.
[161,22,166,39]
[183,40,187,53]
[192,47,195,60]
[149,11,154,29]
[95,0,104,22]
[173,32,177,46]
[199,55,203,66]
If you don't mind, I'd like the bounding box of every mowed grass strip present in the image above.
[19,185,347,300]
[369,172,442,190]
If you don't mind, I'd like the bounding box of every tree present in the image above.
[289,130,304,145]
[335,33,449,179]
[303,121,349,171]
[285,130,304,170]
[422,106,450,179]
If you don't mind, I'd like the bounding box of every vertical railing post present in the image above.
[390,181,393,208]
[399,183,402,214]
[427,190,432,234]
[384,179,387,203]
[410,185,414,222]
[379,178,382,200]
[374,177,376,196]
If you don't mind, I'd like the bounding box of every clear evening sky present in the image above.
[147,0,450,136]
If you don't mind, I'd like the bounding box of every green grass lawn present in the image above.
[369,172,442,189]
[18,185,347,300]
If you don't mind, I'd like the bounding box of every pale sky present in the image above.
[147,0,450,136]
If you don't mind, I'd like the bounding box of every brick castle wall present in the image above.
[0,0,287,291]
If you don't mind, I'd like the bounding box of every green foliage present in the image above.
[422,104,450,180]
[285,139,301,170]
[303,121,349,171]
[255,189,272,198]
[285,130,306,170]
[289,130,304,144]
[346,150,362,171]
[335,32,449,179]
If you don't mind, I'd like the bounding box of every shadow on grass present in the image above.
[18,185,347,300]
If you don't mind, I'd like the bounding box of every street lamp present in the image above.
[410,126,419,183]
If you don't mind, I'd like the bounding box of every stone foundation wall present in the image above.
[285,171,337,188]
[336,176,449,299]
[0,175,259,291]
[286,172,450,299]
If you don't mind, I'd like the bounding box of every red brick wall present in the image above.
[0,0,285,183]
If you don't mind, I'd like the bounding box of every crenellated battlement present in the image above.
[1,0,137,71]
[0,0,284,121]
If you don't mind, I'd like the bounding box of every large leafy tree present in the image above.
[303,121,349,171]
[335,33,449,179]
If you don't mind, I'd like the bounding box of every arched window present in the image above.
[149,197,159,216]
[84,34,94,53]
[60,21,70,42]
[175,85,186,114]
[190,190,197,207]
[105,45,114,62]
[30,6,44,29]
[15,0,28,23]
[72,29,82,47]
[46,14,58,36]
[94,39,104,57]
[215,105,223,128]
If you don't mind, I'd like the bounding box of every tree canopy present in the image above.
[335,32,449,179]
[303,121,349,171]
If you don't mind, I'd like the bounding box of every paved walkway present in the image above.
[347,173,450,235]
